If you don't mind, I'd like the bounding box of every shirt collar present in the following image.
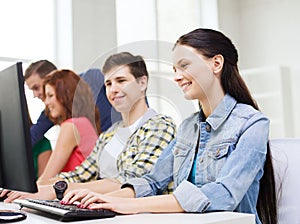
[204,94,237,130]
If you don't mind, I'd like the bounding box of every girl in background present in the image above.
[37,69,100,183]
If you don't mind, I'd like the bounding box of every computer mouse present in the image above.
[0,210,27,222]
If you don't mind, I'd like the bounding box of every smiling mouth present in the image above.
[181,82,192,91]
[48,107,54,112]
[112,95,125,102]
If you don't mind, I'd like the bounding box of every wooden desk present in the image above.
[1,202,255,224]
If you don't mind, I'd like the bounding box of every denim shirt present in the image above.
[125,94,269,224]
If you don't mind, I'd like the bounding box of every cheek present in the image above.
[123,82,138,95]
[191,66,214,86]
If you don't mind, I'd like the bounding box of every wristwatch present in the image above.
[53,180,68,200]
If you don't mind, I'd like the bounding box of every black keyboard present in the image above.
[14,198,116,222]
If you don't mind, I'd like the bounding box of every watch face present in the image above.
[55,181,67,190]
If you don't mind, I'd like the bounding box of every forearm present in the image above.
[106,187,136,198]
[37,176,62,186]
[67,179,122,194]
[135,194,184,213]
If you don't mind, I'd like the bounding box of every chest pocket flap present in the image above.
[207,144,230,160]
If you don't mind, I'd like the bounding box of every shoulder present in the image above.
[62,117,93,127]
[143,114,176,129]
[60,120,77,131]
[179,112,199,126]
[233,103,269,121]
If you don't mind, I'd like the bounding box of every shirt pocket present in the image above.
[173,141,193,182]
[198,144,230,185]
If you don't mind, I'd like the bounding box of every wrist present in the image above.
[53,180,68,200]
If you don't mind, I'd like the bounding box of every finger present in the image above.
[4,192,21,203]
[62,189,88,205]
[89,202,114,211]
[80,192,98,204]
[81,195,101,208]
[61,191,77,204]
[0,189,10,197]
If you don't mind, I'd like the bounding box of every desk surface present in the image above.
[0,202,255,224]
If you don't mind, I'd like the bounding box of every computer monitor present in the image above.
[0,62,37,193]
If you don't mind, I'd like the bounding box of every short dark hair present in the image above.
[24,60,57,80]
[102,52,148,79]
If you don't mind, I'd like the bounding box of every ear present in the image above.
[212,54,224,76]
[138,75,148,91]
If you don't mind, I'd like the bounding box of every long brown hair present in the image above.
[174,28,277,224]
[43,69,101,134]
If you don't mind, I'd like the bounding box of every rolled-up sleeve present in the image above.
[173,180,210,212]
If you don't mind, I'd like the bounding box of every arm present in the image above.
[37,122,78,183]
[63,189,184,214]
[64,139,176,206]
[61,120,177,204]
[62,116,176,196]
[92,194,184,214]
[54,134,104,183]
[37,150,52,177]
[30,110,53,146]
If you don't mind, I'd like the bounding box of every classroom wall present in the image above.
[218,0,300,137]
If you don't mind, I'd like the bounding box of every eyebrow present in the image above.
[31,84,39,90]
[175,58,185,66]
[105,75,128,83]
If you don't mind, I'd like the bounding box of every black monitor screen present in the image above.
[0,62,37,193]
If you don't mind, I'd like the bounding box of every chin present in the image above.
[184,94,194,100]
[114,106,126,113]
[50,113,58,119]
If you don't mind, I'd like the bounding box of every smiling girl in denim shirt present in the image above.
[62,28,277,224]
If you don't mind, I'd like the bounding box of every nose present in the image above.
[44,97,49,105]
[173,69,184,83]
[109,82,119,93]
[33,90,39,98]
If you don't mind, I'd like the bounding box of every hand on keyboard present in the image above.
[14,199,116,221]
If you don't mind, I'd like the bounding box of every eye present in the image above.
[180,63,188,69]
[105,81,111,87]
[46,93,54,98]
[117,79,126,83]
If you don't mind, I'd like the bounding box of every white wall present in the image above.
[218,0,300,137]
[70,0,117,73]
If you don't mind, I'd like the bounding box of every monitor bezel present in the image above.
[0,62,37,193]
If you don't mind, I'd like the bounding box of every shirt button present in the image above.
[205,125,211,132]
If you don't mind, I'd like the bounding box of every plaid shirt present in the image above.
[58,113,176,184]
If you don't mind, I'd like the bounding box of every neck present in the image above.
[121,98,149,127]
[200,88,225,118]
